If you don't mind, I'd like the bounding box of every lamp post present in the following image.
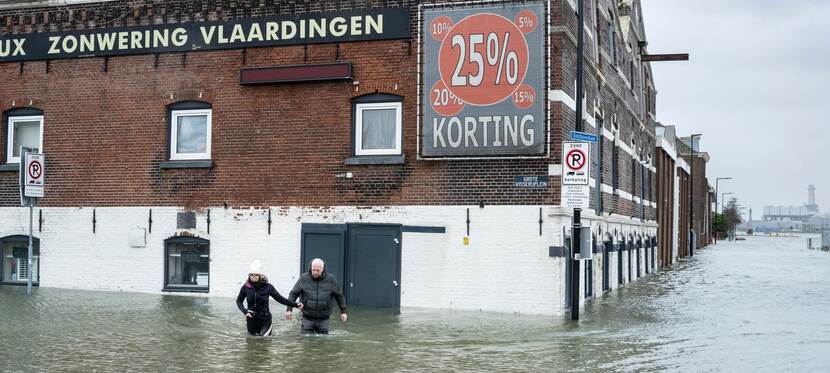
[714,177,732,243]
[688,134,702,256]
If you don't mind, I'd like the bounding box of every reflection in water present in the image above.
[1,235,829,371]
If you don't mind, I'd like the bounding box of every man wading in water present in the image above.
[285,258,348,334]
[236,260,303,336]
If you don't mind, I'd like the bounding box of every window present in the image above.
[609,10,617,66]
[597,124,604,213]
[594,2,601,64]
[164,237,210,292]
[4,109,43,164]
[352,94,403,157]
[1,235,39,284]
[612,135,619,191]
[168,102,212,161]
[631,139,637,195]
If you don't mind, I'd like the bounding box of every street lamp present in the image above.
[688,134,702,256]
[715,177,732,215]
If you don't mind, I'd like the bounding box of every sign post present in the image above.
[562,141,590,321]
[570,0,586,321]
[19,147,44,295]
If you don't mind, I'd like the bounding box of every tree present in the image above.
[723,197,743,233]
[712,212,727,237]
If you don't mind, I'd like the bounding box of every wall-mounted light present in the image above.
[335,172,354,179]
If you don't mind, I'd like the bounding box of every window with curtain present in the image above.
[170,109,211,160]
[355,101,402,156]
[6,115,43,164]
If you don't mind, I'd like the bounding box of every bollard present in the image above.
[809,238,812,250]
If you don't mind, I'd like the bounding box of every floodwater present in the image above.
[2,235,829,372]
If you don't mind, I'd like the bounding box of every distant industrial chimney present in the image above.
[808,185,816,205]
[806,184,819,214]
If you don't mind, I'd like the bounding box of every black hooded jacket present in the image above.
[236,280,298,320]
[286,269,347,321]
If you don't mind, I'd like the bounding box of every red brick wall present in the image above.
[1,0,660,217]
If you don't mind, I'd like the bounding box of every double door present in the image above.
[300,224,401,309]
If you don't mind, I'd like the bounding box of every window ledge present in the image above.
[162,287,209,293]
[0,164,19,172]
[160,160,213,169]
[345,155,405,165]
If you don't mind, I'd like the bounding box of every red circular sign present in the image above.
[512,84,536,109]
[438,13,530,106]
[514,10,538,34]
[28,160,43,180]
[430,16,454,41]
[430,80,465,116]
[566,149,587,170]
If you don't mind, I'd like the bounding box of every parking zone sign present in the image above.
[24,153,44,198]
[561,142,590,209]
[562,142,590,185]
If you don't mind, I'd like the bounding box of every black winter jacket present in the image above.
[286,271,347,321]
[236,281,298,320]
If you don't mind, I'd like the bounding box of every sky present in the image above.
[641,0,830,220]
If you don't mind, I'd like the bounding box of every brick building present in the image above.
[0,0,673,315]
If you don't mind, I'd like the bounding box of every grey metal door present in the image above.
[602,240,611,292]
[300,224,347,294]
[347,225,401,309]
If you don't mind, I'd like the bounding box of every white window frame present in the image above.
[354,102,402,156]
[170,109,212,161]
[6,115,44,164]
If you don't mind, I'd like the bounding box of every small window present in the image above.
[5,114,43,164]
[1,235,40,284]
[164,237,210,292]
[612,135,620,191]
[354,101,402,156]
[170,109,211,160]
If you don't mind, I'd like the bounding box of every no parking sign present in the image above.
[561,142,590,208]
[24,152,45,198]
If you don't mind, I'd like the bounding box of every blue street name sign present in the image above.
[571,131,598,143]
[514,176,549,188]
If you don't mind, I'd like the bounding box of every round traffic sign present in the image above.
[566,149,587,170]
[28,160,43,180]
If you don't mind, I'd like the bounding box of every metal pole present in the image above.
[571,0,584,321]
[689,141,694,257]
[714,179,719,244]
[27,203,33,295]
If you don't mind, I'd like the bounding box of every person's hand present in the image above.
[285,311,293,320]
[340,313,348,322]
[297,302,304,310]
[245,312,253,320]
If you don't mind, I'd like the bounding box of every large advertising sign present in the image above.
[0,9,410,63]
[422,2,546,158]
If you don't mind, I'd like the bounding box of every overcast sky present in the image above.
[641,0,830,219]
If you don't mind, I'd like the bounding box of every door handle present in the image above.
[393,281,398,287]
[350,282,354,287]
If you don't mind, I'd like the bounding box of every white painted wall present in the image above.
[0,205,659,316]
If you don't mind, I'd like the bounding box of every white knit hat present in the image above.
[248,260,266,276]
